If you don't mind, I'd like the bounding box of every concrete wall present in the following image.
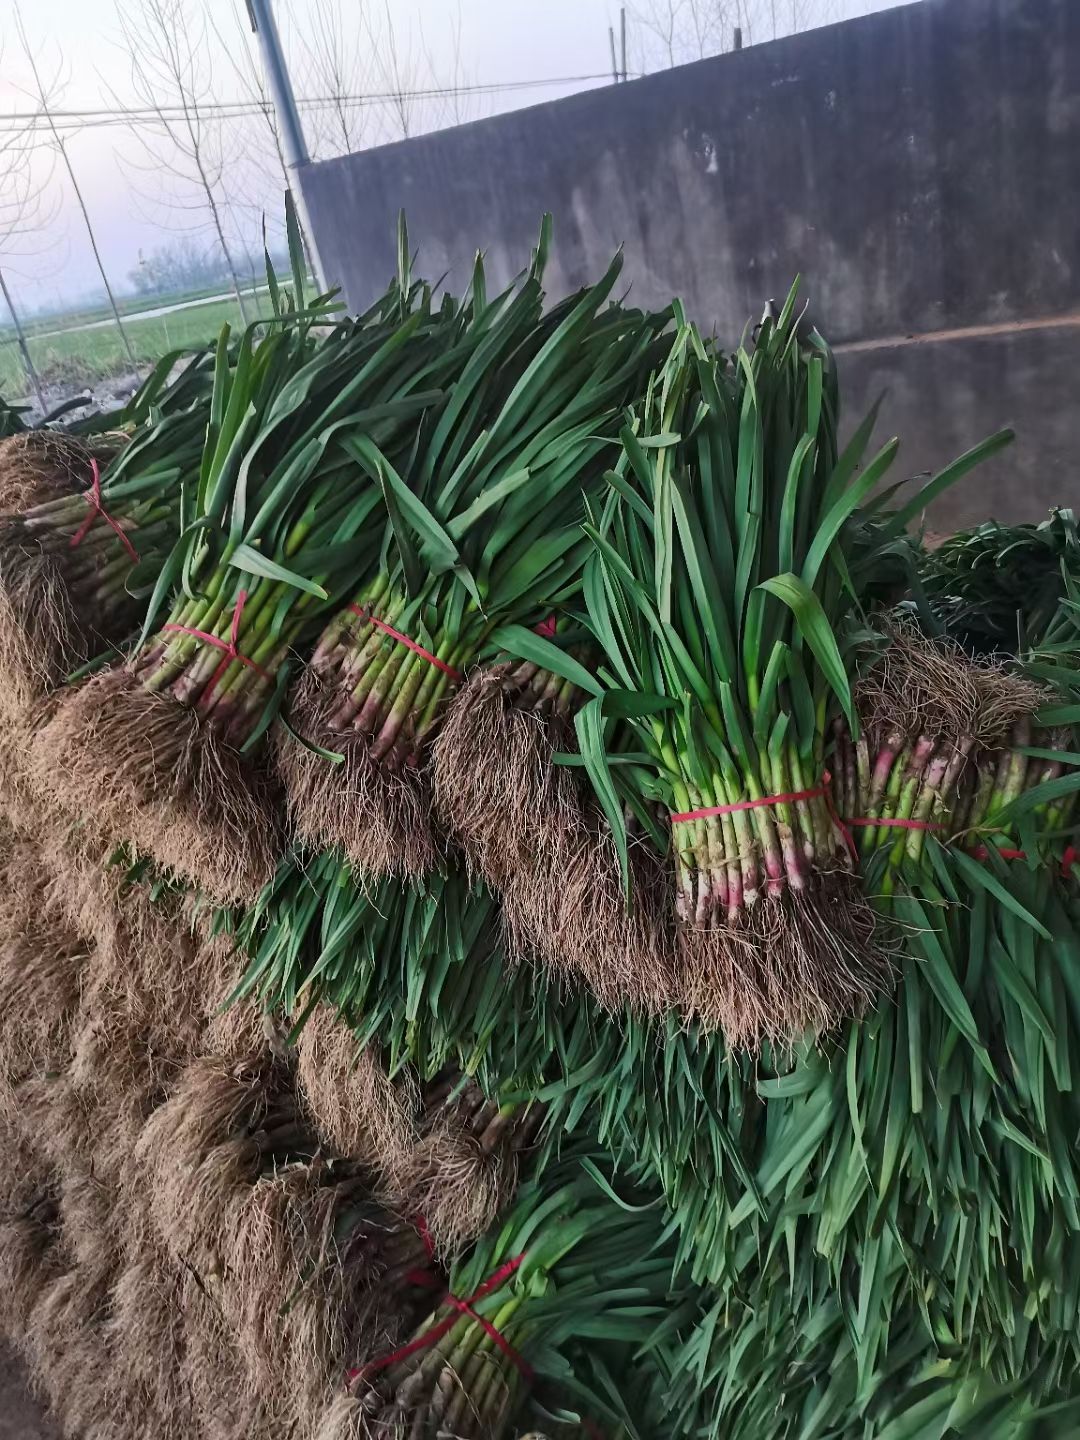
[299,0,1080,528]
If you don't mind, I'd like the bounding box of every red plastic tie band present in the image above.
[402,1213,439,1287]
[669,777,1080,875]
[843,820,1078,874]
[671,776,859,863]
[347,1252,531,1385]
[348,604,463,682]
[69,458,139,563]
[819,770,859,863]
[413,1213,435,1260]
[967,845,1027,862]
[843,817,944,833]
[163,590,271,704]
[403,1267,441,1288]
[968,844,1079,874]
[670,781,827,825]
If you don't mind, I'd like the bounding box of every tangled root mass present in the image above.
[32,665,280,904]
[275,668,438,882]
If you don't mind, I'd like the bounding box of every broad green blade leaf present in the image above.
[228,543,328,601]
[756,572,854,725]
[285,189,306,310]
[884,428,1015,536]
[489,624,603,697]
[576,699,630,901]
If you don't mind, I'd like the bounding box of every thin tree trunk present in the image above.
[195,155,249,325]
[59,140,137,366]
[0,267,46,412]
[236,230,261,306]
[18,21,137,370]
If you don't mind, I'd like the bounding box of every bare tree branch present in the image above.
[211,2,290,189]
[358,2,478,145]
[366,0,419,141]
[111,0,251,321]
[14,4,136,367]
[0,38,60,406]
[626,0,841,68]
[306,0,369,155]
[418,2,476,131]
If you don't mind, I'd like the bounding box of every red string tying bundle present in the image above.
[403,1213,440,1288]
[966,844,1027,862]
[668,778,1079,875]
[967,842,1079,875]
[670,781,828,825]
[163,590,271,704]
[348,603,463,681]
[413,1213,435,1259]
[843,817,943,833]
[670,777,859,863]
[69,458,140,563]
[836,814,941,859]
[843,817,1080,874]
[347,1252,532,1385]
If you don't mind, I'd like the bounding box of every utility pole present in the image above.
[245,0,326,291]
[620,6,628,82]
[608,23,620,84]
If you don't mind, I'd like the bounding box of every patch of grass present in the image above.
[0,280,274,341]
[0,295,273,395]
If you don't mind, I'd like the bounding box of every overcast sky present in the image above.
[0,0,896,314]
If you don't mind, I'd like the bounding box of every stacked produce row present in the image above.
[1,218,1080,1439]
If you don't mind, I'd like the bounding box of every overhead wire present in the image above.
[0,73,623,136]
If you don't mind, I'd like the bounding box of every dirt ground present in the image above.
[0,1341,60,1439]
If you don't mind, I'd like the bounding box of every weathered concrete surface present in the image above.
[300,0,1080,527]
[838,320,1080,528]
